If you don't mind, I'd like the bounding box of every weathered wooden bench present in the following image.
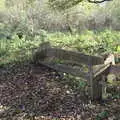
[33,42,114,100]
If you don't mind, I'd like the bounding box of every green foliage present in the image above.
[0,35,42,66]
[99,30,120,53]
[107,0,120,21]
[48,0,111,11]
[96,111,109,120]
[60,73,87,90]
[48,0,83,11]
[48,30,120,55]
[5,0,35,8]
[0,0,119,32]
[0,0,5,11]
[0,39,9,57]
[0,29,119,66]
[112,94,120,99]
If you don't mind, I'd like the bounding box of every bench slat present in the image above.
[46,48,104,65]
[93,64,111,78]
[39,61,89,79]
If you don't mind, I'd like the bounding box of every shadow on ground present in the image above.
[0,62,120,120]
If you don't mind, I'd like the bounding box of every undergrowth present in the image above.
[0,30,120,66]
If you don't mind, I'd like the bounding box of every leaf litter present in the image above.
[0,62,119,120]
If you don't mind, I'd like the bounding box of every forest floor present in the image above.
[0,61,120,120]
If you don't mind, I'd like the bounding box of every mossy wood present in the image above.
[33,42,114,100]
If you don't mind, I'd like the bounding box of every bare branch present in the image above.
[88,0,112,3]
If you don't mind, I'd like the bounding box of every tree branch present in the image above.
[88,0,112,3]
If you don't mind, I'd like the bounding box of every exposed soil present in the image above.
[0,62,120,120]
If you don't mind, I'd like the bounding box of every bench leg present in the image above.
[88,77,102,100]
[101,75,107,99]
[88,66,102,100]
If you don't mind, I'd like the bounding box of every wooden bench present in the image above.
[33,42,114,100]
